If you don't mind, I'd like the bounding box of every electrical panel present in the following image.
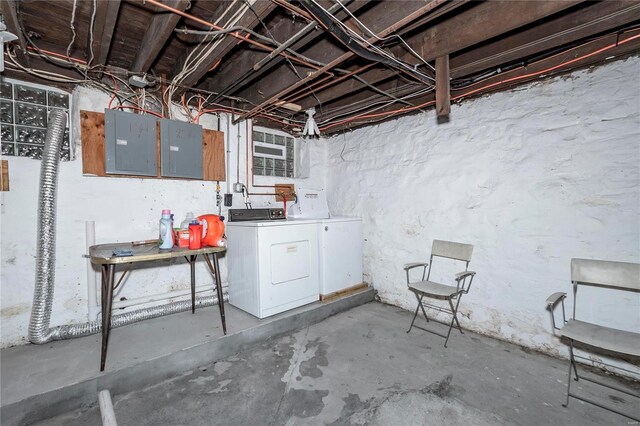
[160,119,203,179]
[104,109,157,176]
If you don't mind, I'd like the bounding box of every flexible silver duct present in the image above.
[29,109,67,344]
[51,293,228,340]
[29,109,229,344]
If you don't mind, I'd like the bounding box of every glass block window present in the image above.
[253,128,294,177]
[0,78,71,161]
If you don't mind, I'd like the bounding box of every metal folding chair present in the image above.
[547,258,640,421]
[405,240,475,347]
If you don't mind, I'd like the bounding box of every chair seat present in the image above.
[560,320,640,357]
[408,280,460,298]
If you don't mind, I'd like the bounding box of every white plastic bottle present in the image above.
[159,209,174,249]
[181,212,195,230]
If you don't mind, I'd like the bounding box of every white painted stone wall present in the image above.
[2,57,638,359]
[0,86,324,347]
[324,57,640,362]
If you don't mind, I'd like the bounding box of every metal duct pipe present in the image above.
[28,109,229,344]
[29,109,67,344]
[51,293,228,340]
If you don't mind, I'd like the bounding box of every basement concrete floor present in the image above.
[36,302,639,426]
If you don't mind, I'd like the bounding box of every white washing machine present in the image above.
[318,217,363,297]
[289,188,363,297]
[226,218,320,318]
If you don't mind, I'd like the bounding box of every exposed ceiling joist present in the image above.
[237,0,466,108]
[8,0,640,135]
[410,0,584,62]
[203,0,372,104]
[1,0,29,65]
[319,31,640,134]
[293,0,584,110]
[235,0,450,122]
[169,1,277,96]
[299,0,433,84]
[87,0,121,67]
[449,0,640,78]
[311,1,640,115]
[131,0,188,73]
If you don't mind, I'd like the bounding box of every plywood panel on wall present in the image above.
[80,110,226,182]
[203,129,225,181]
[1,160,9,191]
[80,110,106,176]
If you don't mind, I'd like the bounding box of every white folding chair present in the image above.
[405,240,476,347]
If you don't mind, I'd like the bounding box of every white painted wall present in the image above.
[2,57,638,359]
[324,57,640,361]
[0,86,324,347]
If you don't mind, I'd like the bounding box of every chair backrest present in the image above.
[571,258,640,292]
[431,240,474,262]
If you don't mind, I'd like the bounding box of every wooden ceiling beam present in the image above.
[449,0,640,78]
[203,0,373,98]
[303,0,639,112]
[403,0,584,65]
[169,1,277,96]
[293,0,584,111]
[1,0,29,65]
[131,0,188,73]
[234,0,452,119]
[320,32,640,135]
[87,0,121,67]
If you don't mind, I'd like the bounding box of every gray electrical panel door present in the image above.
[104,109,157,176]
[160,119,203,179]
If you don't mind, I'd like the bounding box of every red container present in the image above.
[188,224,202,250]
[178,230,190,248]
[198,214,225,247]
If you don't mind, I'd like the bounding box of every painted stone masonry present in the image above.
[1,56,638,366]
[324,56,640,364]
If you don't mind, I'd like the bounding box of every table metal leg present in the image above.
[190,255,197,314]
[204,253,227,335]
[100,264,115,371]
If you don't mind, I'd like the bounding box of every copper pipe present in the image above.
[212,0,351,104]
[287,63,376,104]
[280,74,335,102]
[234,0,449,122]
[259,63,376,117]
[247,192,282,196]
[145,0,322,72]
[259,74,336,116]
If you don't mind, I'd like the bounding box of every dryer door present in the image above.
[258,223,319,317]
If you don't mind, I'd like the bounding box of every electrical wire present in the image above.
[242,0,326,113]
[167,1,252,118]
[307,0,435,84]
[110,105,165,118]
[319,31,640,131]
[66,0,78,60]
[333,0,435,72]
[8,1,638,136]
[87,0,97,66]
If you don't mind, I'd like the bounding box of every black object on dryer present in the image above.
[228,208,285,222]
